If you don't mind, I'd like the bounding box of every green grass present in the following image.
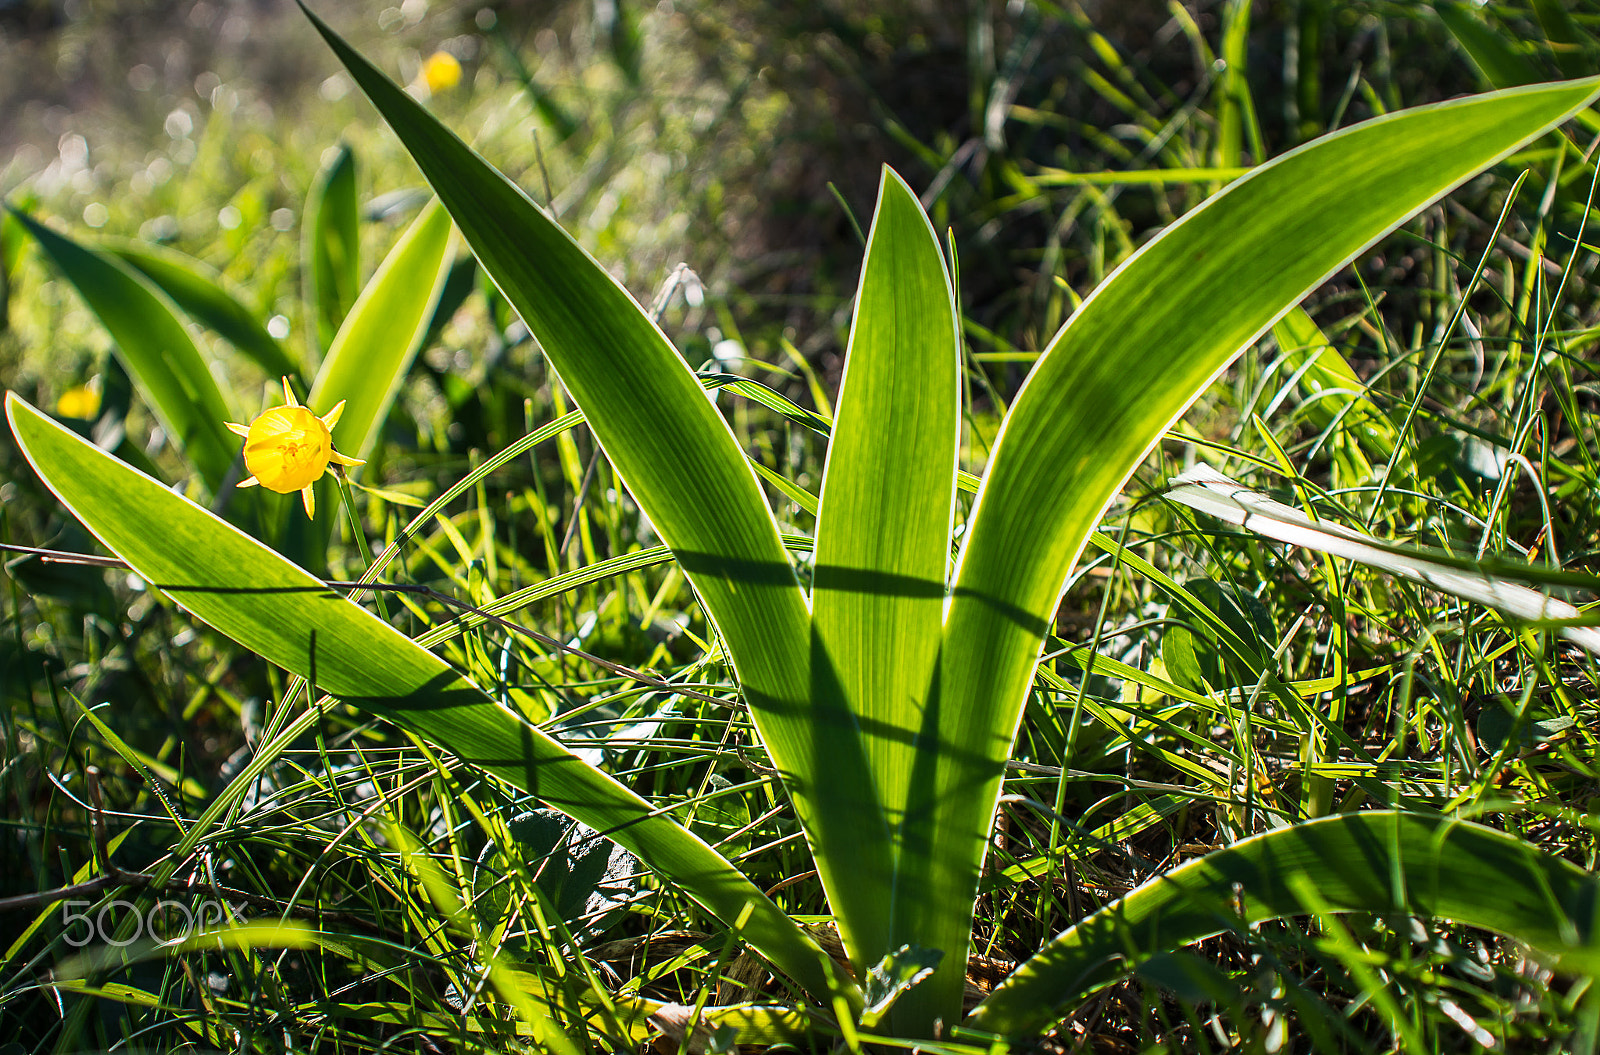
[4,2,1600,1052]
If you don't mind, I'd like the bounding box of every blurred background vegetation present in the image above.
[5,0,1600,1051]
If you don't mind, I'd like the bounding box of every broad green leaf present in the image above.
[1,202,29,276]
[597,0,643,87]
[921,76,1600,1027]
[110,241,301,383]
[4,392,844,1006]
[12,211,237,490]
[969,811,1600,1035]
[300,2,884,976]
[1165,465,1600,655]
[811,169,958,978]
[304,143,360,353]
[309,197,453,461]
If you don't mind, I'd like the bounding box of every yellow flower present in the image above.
[226,378,364,518]
[56,383,101,420]
[422,51,462,93]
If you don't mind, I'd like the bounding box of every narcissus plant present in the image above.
[227,377,363,517]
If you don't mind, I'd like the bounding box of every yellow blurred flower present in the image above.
[422,51,462,93]
[56,384,100,420]
[226,378,364,518]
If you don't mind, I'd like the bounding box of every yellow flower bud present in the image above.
[422,51,462,93]
[56,384,101,420]
[226,378,364,518]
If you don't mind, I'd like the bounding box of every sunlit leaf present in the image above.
[304,142,360,353]
[923,75,1600,1027]
[298,1,882,989]
[309,197,454,461]
[970,811,1600,1035]
[1165,465,1600,654]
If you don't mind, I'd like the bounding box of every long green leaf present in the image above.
[811,169,959,1014]
[920,77,1600,1027]
[298,2,883,976]
[4,392,843,1004]
[969,811,1600,1035]
[309,197,453,461]
[110,241,302,383]
[12,211,237,490]
[304,143,360,353]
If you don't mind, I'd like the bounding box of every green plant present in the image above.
[8,6,1600,1046]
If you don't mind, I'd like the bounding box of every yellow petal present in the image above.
[238,476,260,488]
[241,405,332,492]
[320,400,346,429]
[329,450,365,467]
[301,486,315,518]
[281,377,298,408]
[226,421,251,437]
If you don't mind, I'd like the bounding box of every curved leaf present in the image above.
[304,143,360,353]
[810,169,959,1015]
[1436,2,1542,89]
[298,2,886,973]
[4,392,843,1006]
[110,241,301,383]
[922,76,1600,1028]
[12,211,237,490]
[969,811,1600,1035]
[309,197,453,462]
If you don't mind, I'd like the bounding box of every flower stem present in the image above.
[335,471,389,621]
